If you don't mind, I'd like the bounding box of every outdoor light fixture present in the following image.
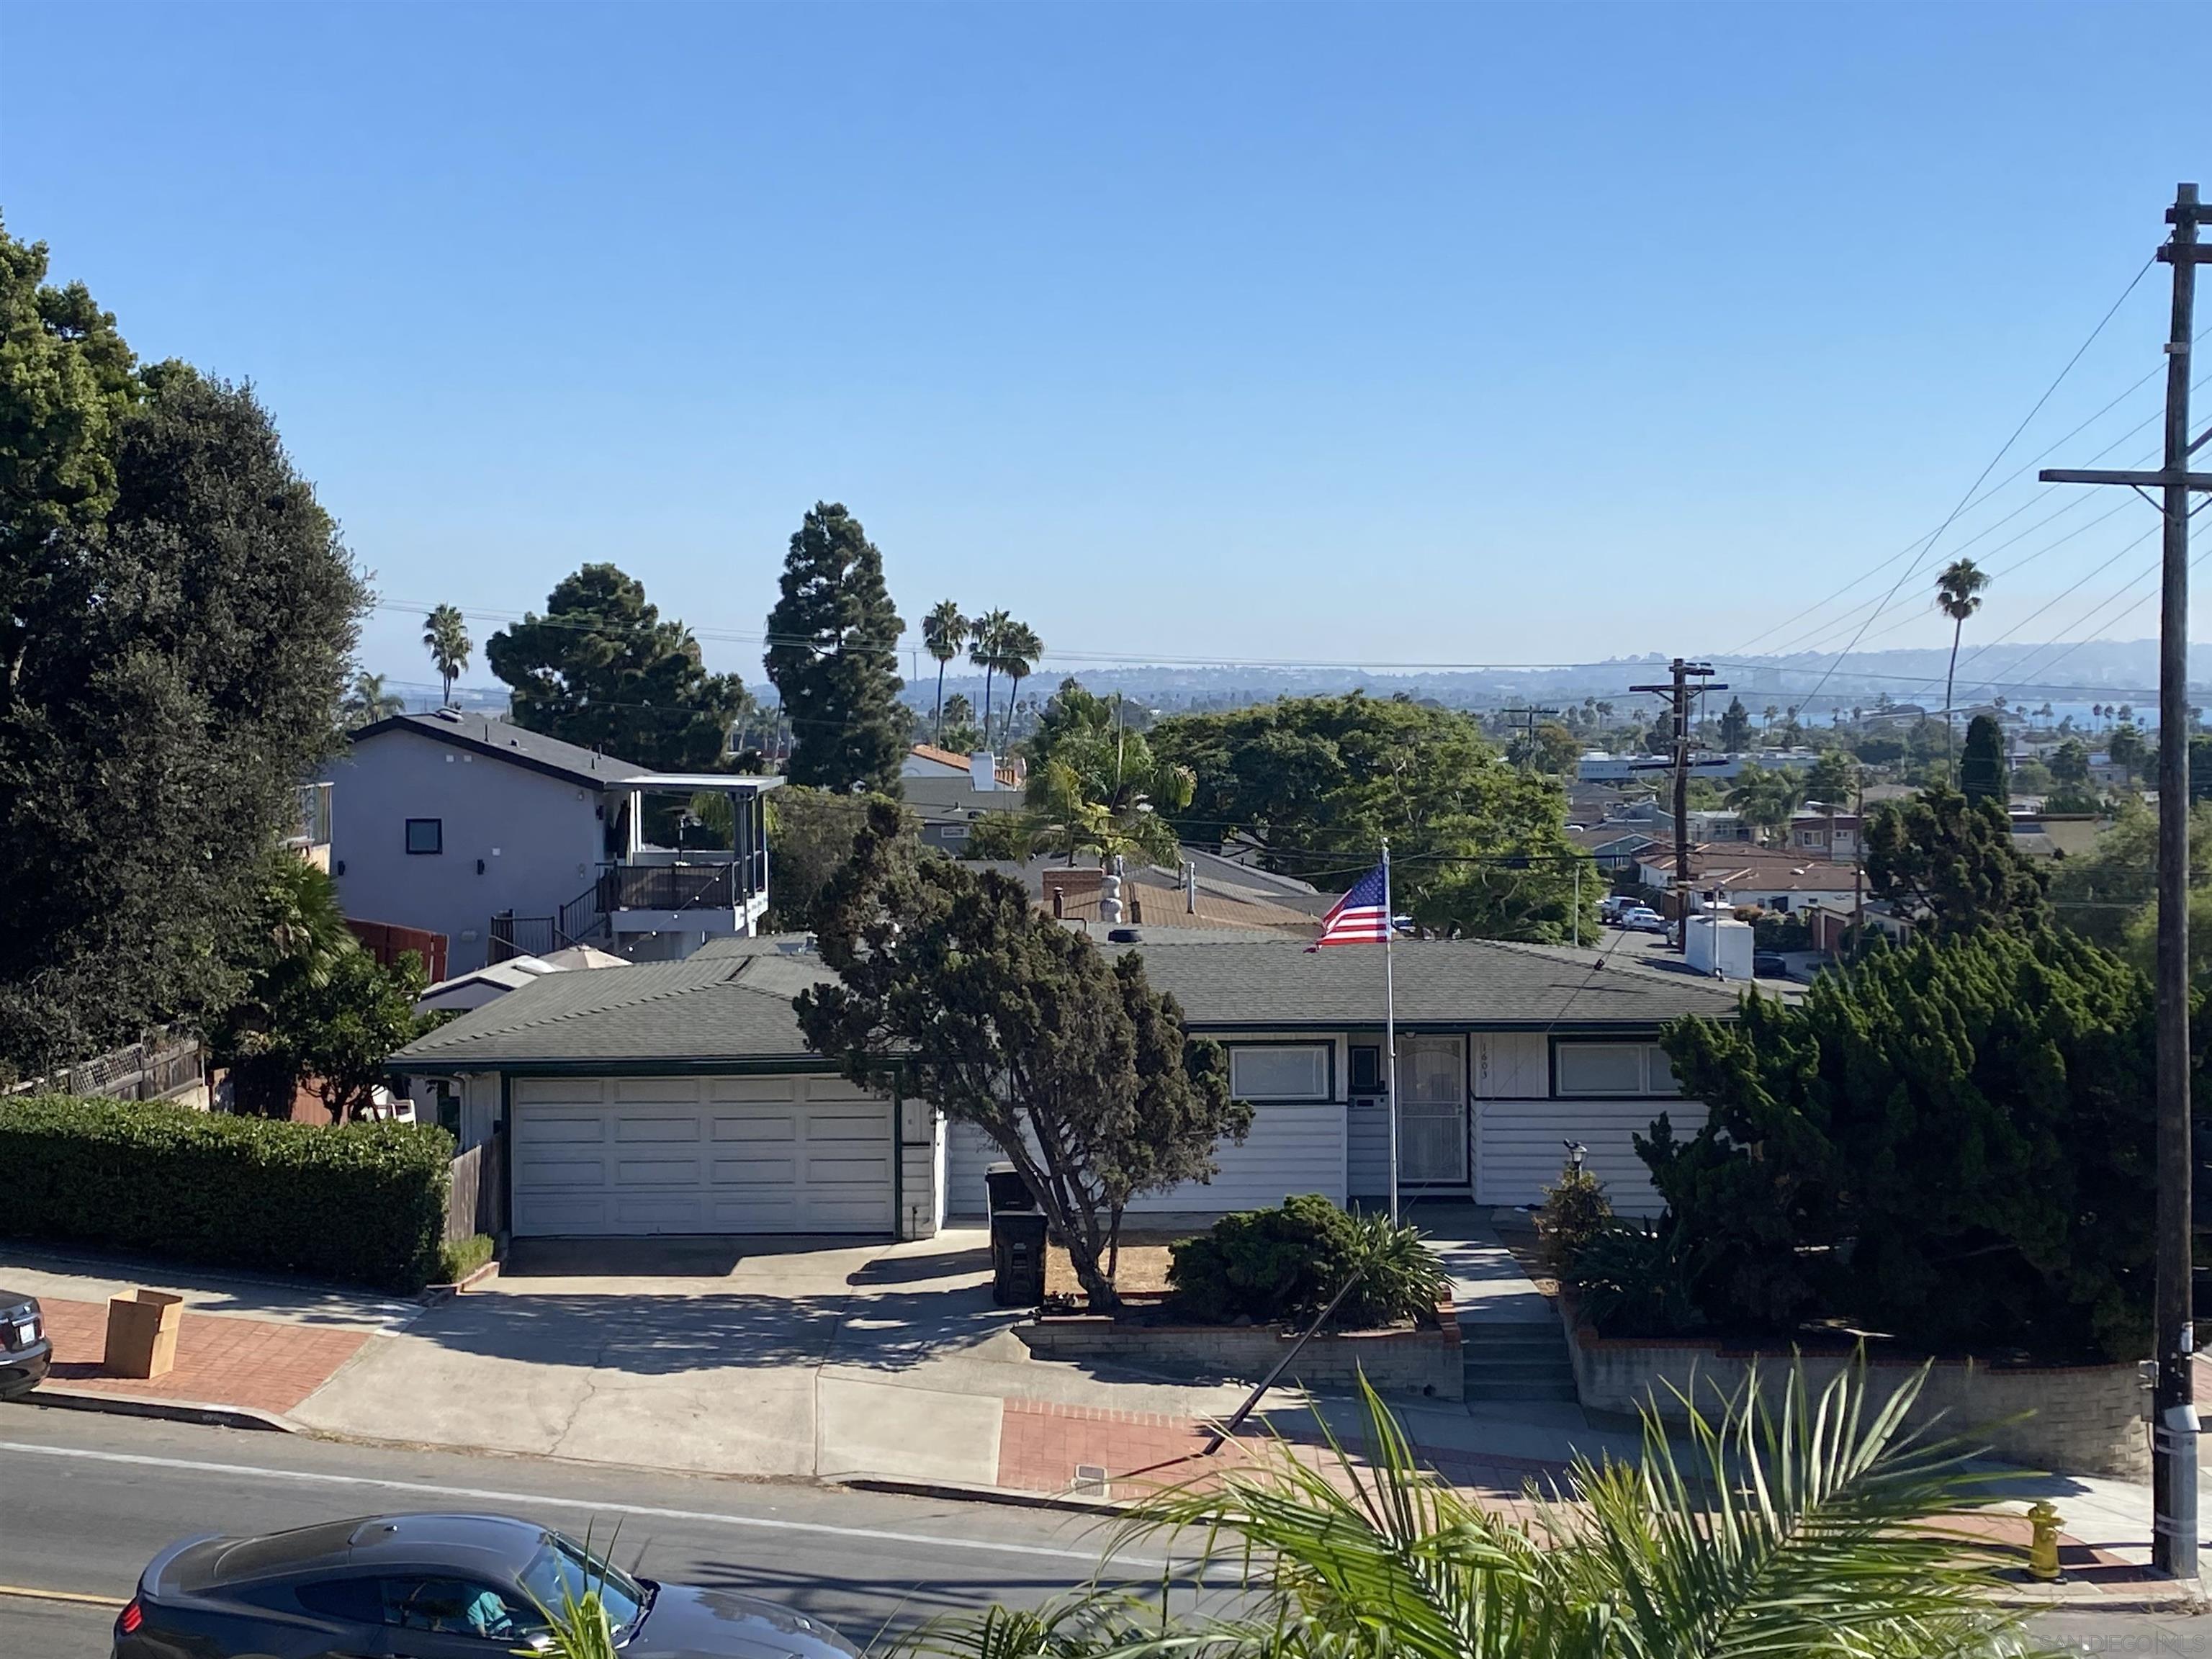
[1565,1140,1588,1171]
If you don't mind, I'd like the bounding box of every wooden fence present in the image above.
[7,1027,207,1102]
[445,1128,507,1244]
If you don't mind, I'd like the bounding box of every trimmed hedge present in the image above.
[1,1094,451,1292]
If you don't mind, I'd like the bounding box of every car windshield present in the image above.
[517,1535,647,1635]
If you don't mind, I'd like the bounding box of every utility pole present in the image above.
[1502,705,1562,768]
[2041,182,2210,1581]
[1629,660,1724,950]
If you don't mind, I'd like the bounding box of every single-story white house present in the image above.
[389,931,1758,1243]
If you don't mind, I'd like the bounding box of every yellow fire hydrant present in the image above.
[2026,1500,2063,1583]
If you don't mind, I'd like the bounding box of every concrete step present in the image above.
[1463,1381,1581,1403]
[1459,1321,1579,1403]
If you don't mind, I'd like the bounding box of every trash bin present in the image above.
[991,1211,1049,1308]
[105,1289,185,1380]
[984,1161,1036,1215]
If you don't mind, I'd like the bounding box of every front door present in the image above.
[1395,1035,1468,1184]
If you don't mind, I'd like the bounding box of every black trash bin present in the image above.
[984,1161,1037,1215]
[991,1211,1048,1308]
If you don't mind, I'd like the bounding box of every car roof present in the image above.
[193,1514,548,1591]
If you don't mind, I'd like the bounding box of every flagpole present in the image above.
[1383,838,1399,1224]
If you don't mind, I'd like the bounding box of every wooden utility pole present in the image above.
[1629,660,1723,948]
[2041,182,2210,1580]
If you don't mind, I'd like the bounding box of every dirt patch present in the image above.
[1491,1216,1561,1302]
[1046,1231,1192,1303]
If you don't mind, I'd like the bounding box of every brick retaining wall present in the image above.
[1563,1305,2148,1478]
[1019,1297,1463,1402]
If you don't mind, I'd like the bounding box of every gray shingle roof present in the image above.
[392,953,828,1067]
[351,711,650,788]
[399,932,1748,1071]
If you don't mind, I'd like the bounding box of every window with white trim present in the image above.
[1555,1041,1680,1097]
[1228,1044,1330,1101]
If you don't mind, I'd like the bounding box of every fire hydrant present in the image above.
[2026,1500,2063,1583]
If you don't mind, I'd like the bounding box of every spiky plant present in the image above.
[909,1362,2031,1659]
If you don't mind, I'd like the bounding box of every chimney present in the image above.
[1051,886,1064,919]
[970,751,997,791]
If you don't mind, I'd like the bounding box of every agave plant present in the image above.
[907,1361,2032,1659]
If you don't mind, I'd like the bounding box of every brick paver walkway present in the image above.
[37,1295,368,1417]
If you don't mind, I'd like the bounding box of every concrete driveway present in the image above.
[289,1230,1247,1487]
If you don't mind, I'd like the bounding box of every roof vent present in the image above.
[433,709,464,723]
[1107,927,1141,944]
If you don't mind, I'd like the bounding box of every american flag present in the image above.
[1307,860,1392,950]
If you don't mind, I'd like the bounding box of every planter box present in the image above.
[1560,1301,2148,1478]
[1018,1296,1462,1402]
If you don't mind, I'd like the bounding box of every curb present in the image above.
[419,1259,501,1305]
[835,1475,1128,1516]
[1984,1578,2212,1615]
[12,1385,296,1434]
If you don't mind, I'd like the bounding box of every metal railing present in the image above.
[598,863,742,913]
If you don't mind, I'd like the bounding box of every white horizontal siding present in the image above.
[945,1106,1346,1218]
[1348,1098,1393,1197]
[1471,1033,1547,1098]
[1475,1097,1706,1215]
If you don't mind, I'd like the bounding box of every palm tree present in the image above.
[995,621,1043,744]
[1937,557,1991,773]
[343,670,405,727]
[920,601,968,747]
[968,608,1011,750]
[912,1364,2023,1659]
[421,603,472,706]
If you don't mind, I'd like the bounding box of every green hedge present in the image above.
[0,1095,451,1292]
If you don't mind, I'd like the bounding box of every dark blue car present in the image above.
[114,1512,862,1658]
[0,1288,50,1398]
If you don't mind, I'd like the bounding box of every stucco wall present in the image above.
[326,728,611,972]
[1565,1311,2149,1478]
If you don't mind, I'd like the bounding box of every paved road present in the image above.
[5,1403,2202,1658]
[0,1406,1173,1658]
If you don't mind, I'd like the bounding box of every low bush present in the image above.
[439,1233,495,1284]
[1536,1156,1612,1276]
[1168,1194,1446,1328]
[1567,1220,1709,1339]
[0,1094,451,1291]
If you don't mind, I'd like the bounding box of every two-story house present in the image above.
[325,711,779,973]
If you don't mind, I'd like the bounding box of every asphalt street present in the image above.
[6,1402,2210,1657]
[0,1405,1174,1658]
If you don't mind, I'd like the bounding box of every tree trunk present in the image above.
[1945,619,1963,778]
[933,658,947,743]
[981,667,996,749]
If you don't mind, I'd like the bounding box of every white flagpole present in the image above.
[1383,839,1399,1223]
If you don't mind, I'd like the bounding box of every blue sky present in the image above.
[2,2,2205,693]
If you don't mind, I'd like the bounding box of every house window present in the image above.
[1228,1044,1330,1102]
[1555,1042,1680,1097]
[405,818,444,855]
[1349,1043,1383,1094]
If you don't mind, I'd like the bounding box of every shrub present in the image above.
[1536,1155,1612,1276]
[0,1094,451,1291]
[1568,1221,1709,1339]
[1169,1195,1445,1328]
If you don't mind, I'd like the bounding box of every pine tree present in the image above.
[763,502,907,793]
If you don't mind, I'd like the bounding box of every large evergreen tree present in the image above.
[1958,713,2007,805]
[1653,930,2157,1359]
[1863,784,2050,939]
[486,564,747,771]
[0,225,367,1071]
[762,502,907,792]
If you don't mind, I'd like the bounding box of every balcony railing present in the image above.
[598,862,745,914]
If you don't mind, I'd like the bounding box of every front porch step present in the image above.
[1460,1320,1579,1403]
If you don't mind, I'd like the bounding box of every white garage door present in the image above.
[509,1074,895,1236]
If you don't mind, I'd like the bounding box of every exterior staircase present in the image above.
[1460,1318,1581,1404]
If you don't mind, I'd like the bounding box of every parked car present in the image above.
[1619,907,1668,935]
[1,1287,49,1399]
[1753,952,1790,979]
[114,1513,860,1658]
[1598,894,1636,924]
